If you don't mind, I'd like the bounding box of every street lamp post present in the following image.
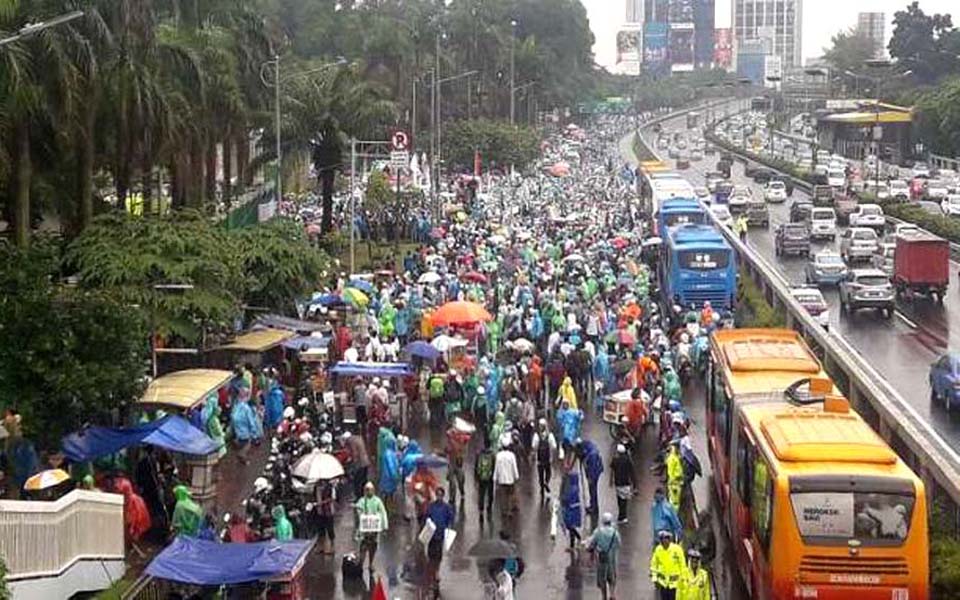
[0,10,84,47]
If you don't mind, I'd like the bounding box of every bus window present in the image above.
[736,427,753,509]
[752,456,774,553]
[790,482,916,546]
[711,366,731,454]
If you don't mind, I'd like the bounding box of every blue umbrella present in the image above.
[415,454,449,469]
[348,278,375,294]
[311,293,343,307]
[403,340,441,361]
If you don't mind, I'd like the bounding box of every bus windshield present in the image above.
[678,249,729,269]
[790,478,916,547]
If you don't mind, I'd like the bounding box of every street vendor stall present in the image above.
[139,369,234,504]
[328,361,414,430]
[209,328,294,370]
[145,537,315,599]
[62,415,218,463]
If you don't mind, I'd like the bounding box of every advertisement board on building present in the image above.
[693,0,715,67]
[714,28,732,69]
[616,27,642,76]
[643,22,670,76]
[668,0,694,22]
[764,54,783,86]
[669,22,695,71]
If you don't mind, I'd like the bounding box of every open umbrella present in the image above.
[467,538,519,559]
[311,293,343,308]
[505,338,536,353]
[431,335,469,352]
[418,272,442,284]
[431,301,493,326]
[341,287,369,308]
[561,253,585,263]
[415,454,449,469]
[23,468,70,491]
[347,278,375,294]
[292,451,345,482]
[461,271,488,284]
[403,340,441,360]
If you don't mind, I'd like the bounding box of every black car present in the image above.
[753,168,774,184]
[789,199,813,223]
[716,159,732,179]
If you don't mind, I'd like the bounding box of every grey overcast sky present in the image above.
[581,0,958,68]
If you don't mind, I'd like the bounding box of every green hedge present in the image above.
[736,274,785,328]
[879,201,960,245]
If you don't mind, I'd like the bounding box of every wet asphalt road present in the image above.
[299,381,744,599]
[641,110,960,454]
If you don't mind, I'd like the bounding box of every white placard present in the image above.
[791,492,854,538]
[359,513,383,533]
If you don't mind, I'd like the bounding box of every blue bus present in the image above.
[656,197,708,235]
[662,224,737,311]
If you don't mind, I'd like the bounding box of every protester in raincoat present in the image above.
[666,441,685,509]
[560,470,583,550]
[115,477,151,542]
[272,505,294,541]
[201,395,227,457]
[379,300,397,339]
[489,411,507,451]
[556,401,583,446]
[377,427,401,498]
[663,367,682,404]
[557,375,578,410]
[580,439,605,515]
[171,484,202,538]
[651,487,683,546]
[264,380,286,429]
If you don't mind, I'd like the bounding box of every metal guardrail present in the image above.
[636,106,960,515]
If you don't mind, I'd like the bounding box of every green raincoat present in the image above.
[171,485,202,537]
[272,505,294,541]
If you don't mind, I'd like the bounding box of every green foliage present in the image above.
[631,69,736,111]
[736,275,785,329]
[0,555,9,600]
[914,77,960,157]
[232,218,330,314]
[822,28,877,75]
[929,498,960,597]
[442,118,540,171]
[0,240,148,447]
[365,170,393,210]
[880,200,960,245]
[888,2,960,85]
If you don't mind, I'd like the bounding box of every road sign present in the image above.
[390,150,409,170]
[391,130,409,151]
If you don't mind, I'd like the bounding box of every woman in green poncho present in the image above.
[272,505,294,541]
[171,484,202,538]
[202,395,226,458]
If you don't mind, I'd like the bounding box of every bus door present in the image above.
[729,418,757,596]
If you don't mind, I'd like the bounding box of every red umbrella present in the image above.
[461,271,488,284]
[611,237,629,250]
[431,300,493,326]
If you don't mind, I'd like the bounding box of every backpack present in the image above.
[476,450,495,481]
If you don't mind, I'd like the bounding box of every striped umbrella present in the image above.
[23,468,70,491]
[341,287,369,308]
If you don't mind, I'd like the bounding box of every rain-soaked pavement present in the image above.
[289,380,744,599]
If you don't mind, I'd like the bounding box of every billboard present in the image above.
[714,28,732,69]
[764,55,783,86]
[642,22,669,76]
[694,0,715,67]
[616,27,642,76]
[669,22,695,71]
[668,0,694,23]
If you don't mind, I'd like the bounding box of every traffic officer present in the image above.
[735,214,749,242]
[665,440,685,509]
[678,548,712,600]
[650,530,685,599]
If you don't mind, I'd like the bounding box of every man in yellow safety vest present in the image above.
[678,548,712,600]
[650,530,686,599]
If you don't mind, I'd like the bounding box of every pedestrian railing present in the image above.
[0,489,126,595]
[633,105,960,531]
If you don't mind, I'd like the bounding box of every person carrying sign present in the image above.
[355,482,389,577]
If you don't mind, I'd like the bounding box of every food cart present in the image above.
[602,389,649,438]
[327,361,414,430]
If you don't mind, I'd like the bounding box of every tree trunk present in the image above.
[79,101,96,230]
[188,137,204,208]
[204,136,217,208]
[223,134,233,209]
[236,130,250,186]
[116,102,131,206]
[141,146,154,215]
[13,122,31,248]
[320,167,335,233]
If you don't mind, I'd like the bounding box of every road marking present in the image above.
[895,310,919,329]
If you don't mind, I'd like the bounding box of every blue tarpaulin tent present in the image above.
[62,415,219,462]
[328,361,412,378]
[146,537,314,585]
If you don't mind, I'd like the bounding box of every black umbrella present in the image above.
[467,538,519,559]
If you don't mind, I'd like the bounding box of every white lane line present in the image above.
[895,310,919,329]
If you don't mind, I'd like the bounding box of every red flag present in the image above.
[474,149,482,176]
[371,576,388,600]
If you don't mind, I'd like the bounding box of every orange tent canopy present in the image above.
[431,301,493,327]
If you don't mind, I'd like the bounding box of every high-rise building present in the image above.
[732,0,802,68]
[857,12,885,59]
[694,0,716,68]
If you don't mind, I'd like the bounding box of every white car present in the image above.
[912,162,931,179]
[926,179,950,200]
[942,195,960,217]
[888,179,910,201]
[710,204,734,228]
[706,176,723,193]
[694,186,711,203]
[764,180,788,203]
[862,180,890,200]
[808,207,837,240]
[848,203,885,230]
[827,168,846,189]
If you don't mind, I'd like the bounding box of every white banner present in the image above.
[791,493,854,538]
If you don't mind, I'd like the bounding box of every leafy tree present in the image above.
[914,77,960,158]
[0,240,149,447]
[822,28,877,76]
[889,1,960,84]
[442,118,540,171]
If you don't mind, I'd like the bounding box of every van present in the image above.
[808,207,837,240]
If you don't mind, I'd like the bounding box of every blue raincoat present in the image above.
[395,307,411,338]
[561,471,583,530]
[556,407,583,445]
[378,428,401,496]
[230,398,263,442]
[582,440,604,512]
[651,496,683,545]
[264,383,285,429]
[400,440,424,477]
[531,311,544,340]
[485,367,501,417]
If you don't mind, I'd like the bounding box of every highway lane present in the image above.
[640,111,960,446]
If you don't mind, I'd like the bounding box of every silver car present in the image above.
[839,268,895,318]
[805,251,848,286]
[840,227,879,263]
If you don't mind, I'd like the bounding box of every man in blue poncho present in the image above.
[579,439,605,515]
[264,377,286,430]
[556,400,583,446]
[399,437,423,519]
[230,387,263,464]
[650,487,683,547]
[377,427,400,499]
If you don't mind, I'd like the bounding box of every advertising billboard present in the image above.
[616,27,642,76]
[693,0,715,67]
[642,22,669,76]
[668,0,694,23]
[714,28,732,69]
[669,22,695,72]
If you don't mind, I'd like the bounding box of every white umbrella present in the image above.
[506,338,536,353]
[418,272,442,284]
[487,234,506,245]
[292,451,345,482]
[432,335,469,352]
[561,253,585,263]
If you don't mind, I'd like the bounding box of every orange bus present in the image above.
[707,329,929,600]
